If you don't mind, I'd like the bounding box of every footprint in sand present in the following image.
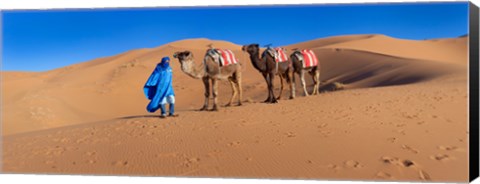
[181,157,200,168]
[112,161,129,167]
[401,145,419,154]
[430,154,454,161]
[419,170,431,181]
[327,164,341,172]
[380,156,431,181]
[386,137,397,143]
[227,141,242,147]
[438,145,464,152]
[344,160,363,169]
[376,171,394,179]
[380,156,414,167]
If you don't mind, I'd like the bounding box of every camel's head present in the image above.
[173,51,194,63]
[173,51,195,72]
[241,44,260,55]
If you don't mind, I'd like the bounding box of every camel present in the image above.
[242,44,294,103]
[173,50,242,111]
[290,49,321,96]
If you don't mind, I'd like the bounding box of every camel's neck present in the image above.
[181,60,206,79]
[248,52,266,72]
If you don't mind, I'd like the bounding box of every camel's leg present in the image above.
[235,70,243,106]
[317,68,321,94]
[268,72,278,103]
[312,69,320,95]
[262,73,271,103]
[200,77,210,111]
[287,69,295,99]
[300,70,309,96]
[277,74,284,100]
[211,78,219,111]
[310,70,317,95]
[225,77,237,107]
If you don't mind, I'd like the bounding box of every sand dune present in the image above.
[286,34,468,64]
[1,34,469,182]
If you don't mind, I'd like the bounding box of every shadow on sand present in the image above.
[118,115,163,119]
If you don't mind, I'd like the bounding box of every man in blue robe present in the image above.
[144,57,177,118]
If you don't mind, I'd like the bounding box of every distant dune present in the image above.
[1,34,469,182]
[286,34,467,64]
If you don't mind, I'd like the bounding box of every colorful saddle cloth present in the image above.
[294,49,318,68]
[264,47,289,62]
[206,49,238,66]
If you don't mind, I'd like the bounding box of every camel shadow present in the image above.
[318,82,345,93]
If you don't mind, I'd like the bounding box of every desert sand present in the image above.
[1,34,469,182]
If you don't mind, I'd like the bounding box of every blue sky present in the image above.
[2,2,469,71]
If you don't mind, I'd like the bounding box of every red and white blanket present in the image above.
[275,48,289,62]
[301,49,318,68]
[215,49,238,66]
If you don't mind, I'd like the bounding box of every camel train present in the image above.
[173,44,320,111]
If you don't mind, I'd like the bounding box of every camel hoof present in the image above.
[224,103,232,107]
[237,103,242,106]
[263,99,270,103]
[211,106,219,111]
[289,96,295,100]
[199,107,208,111]
[271,99,278,104]
[276,97,282,100]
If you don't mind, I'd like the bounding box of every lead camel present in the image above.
[174,50,243,111]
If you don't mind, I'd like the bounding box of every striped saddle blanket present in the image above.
[264,47,289,62]
[295,49,318,68]
[206,49,238,66]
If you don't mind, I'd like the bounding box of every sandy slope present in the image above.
[1,35,469,182]
[287,34,468,64]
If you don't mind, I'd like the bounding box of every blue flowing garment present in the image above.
[143,58,175,113]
